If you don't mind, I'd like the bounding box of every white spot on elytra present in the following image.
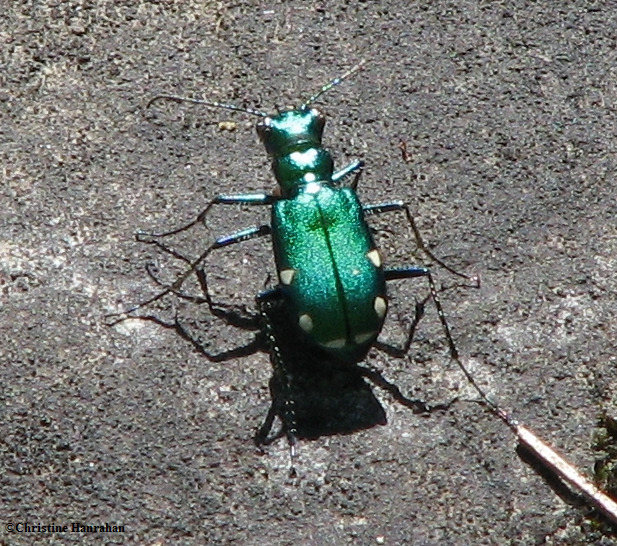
[299,314,313,333]
[280,268,295,285]
[374,296,387,318]
[366,249,382,267]
[321,338,346,349]
[354,331,376,344]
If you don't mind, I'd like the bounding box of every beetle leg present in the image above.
[257,289,299,474]
[107,225,271,322]
[384,266,493,409]
[132,313,264,362]
[364,201,479,285]
[332,159,364,186]
[136,193,278,239]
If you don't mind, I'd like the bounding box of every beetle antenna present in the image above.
[300,59,367,109]
[146,94,268,118]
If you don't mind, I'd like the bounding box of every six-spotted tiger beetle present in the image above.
[108,61,486,470]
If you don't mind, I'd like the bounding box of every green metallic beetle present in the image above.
[112,61,484,467]
[260,107,386,362]
[127,61,465,367]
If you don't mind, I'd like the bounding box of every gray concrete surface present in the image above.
[2,2,616,544]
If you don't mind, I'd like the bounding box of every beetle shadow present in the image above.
[261,347,447,442]
[136,293,445,444]
[260,292,457,443]
[256,298,386,441]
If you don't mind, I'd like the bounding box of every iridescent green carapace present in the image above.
[257,107,387,362]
